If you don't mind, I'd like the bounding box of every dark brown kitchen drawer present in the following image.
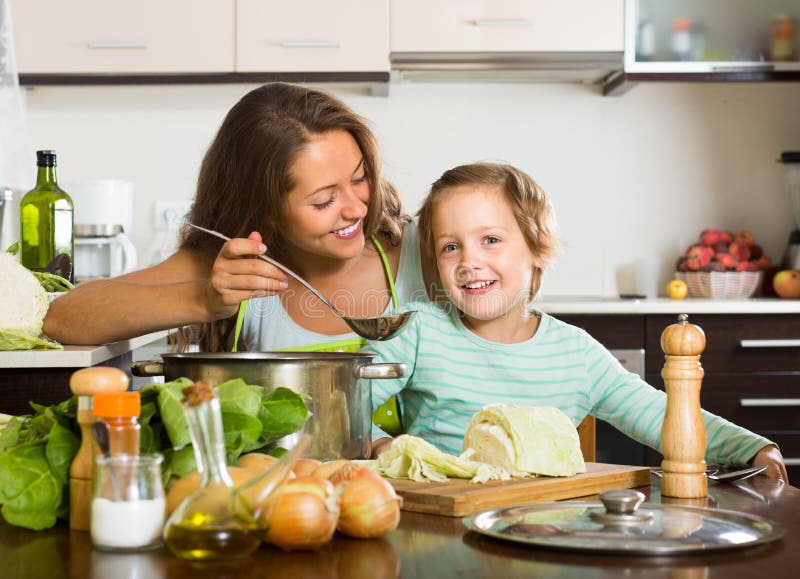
[696,374,800,431]
[646,314,800,374]
[554,315,645,350]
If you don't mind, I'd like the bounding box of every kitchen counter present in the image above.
[0,331,169,369]
[0,331,170,416]
[535,297,800,315]
[1,477,797,579]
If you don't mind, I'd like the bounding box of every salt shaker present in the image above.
[91,453,165,552]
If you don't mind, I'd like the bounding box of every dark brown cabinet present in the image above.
[556,312,800,482]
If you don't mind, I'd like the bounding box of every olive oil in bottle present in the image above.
[20,150,74,282]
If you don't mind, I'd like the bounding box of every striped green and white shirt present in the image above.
[363,301,773,465]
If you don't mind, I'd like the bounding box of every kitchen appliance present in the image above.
[0,186,14,252]
[781,151,800,269]
[68,179,138,281]
[596,349,647,466]
[131,351,407,460]
[74,224,137,281]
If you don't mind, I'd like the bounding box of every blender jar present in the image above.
[781,151,800,269]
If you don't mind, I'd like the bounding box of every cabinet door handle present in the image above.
[784,458,800,466]
[740,339,800,348]
[87,42,147,50]
[279,41,340,49]
[740,398,800,407]
[472,19,531,27]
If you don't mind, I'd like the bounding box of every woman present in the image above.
[44,83,427,351]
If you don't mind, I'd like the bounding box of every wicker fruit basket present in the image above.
[674,271,762,299]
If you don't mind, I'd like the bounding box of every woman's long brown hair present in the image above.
[179,83,406,351]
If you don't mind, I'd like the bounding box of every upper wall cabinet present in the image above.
[391,0,624,53]
[236,0,389,73]
[12,0,235,74]
[626,0,800,74]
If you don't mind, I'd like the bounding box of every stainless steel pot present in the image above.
[131,352,406,460]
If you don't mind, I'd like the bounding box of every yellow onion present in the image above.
[292,458,322,478]
[332,466,402,539]
[260,476,339,550]
[312,459,350,480]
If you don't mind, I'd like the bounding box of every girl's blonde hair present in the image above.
[417,162,559,300]
[179,82,407,351]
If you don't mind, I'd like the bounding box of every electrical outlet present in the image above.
[153,200,192,231]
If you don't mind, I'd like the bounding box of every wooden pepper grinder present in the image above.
[660,313,708,498]
[68,367,129,531]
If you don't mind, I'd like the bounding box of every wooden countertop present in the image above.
[535,297,800,315]
[1,477,797,579]
[0,331,169,369]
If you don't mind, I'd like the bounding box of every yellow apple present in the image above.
[773,270,800,299]
[666,279,688,300]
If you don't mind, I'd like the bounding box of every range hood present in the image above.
[390,51,623,85]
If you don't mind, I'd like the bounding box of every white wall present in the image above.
[19,80,800,297]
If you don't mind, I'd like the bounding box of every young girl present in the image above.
[364,162,788,482]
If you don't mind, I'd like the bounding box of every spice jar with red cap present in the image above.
[93,391,141,455]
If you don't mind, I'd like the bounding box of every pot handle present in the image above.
[358,363,408,380]
[131,359,165,377]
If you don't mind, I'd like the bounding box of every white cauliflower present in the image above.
[0,252,61,350]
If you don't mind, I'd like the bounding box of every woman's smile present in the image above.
[331,219,362,239]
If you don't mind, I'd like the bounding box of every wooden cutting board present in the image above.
[387,462,652,517]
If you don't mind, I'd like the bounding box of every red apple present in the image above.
[754,255,772,270]
[735,261,759,272]
[734,230,755,247]
[716,252,738,270]
[728,241,751,263]
[686,244,713,267]
[700,228,722,246]
[773,270,800,299]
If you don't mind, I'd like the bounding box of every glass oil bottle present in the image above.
[163,381,262,561]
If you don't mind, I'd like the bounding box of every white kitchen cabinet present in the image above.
[236,0,390,72]
[11,0,234,74]
[391,0,623,53]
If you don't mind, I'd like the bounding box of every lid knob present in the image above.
[598,489,646,515]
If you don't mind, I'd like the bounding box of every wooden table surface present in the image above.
[1,477,797,579]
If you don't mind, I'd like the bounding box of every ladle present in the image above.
[186,222,415,340]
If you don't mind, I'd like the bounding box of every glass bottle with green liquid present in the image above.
[20,150,74,282]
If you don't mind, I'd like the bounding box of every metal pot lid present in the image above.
[463,489,784,555]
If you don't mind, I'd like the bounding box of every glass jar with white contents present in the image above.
[91,454,165,552]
